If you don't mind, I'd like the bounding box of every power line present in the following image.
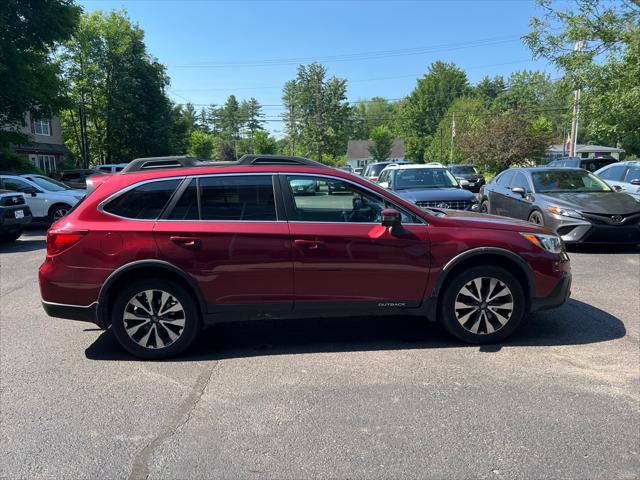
[172,35,522,68]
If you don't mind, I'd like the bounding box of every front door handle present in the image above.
[170,236,202,249]
[293,239,324,249]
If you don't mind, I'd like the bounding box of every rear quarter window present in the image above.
[102,179,180,219]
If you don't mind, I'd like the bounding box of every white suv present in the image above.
[96,163,128,174]
[0,174,85,222]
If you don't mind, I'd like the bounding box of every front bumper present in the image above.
[530,273,572,312]
[547,215,640,244]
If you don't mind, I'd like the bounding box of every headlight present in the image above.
[548,206,585,219]
[520,232,564,254]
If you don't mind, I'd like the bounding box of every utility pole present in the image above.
[569,41,586,157]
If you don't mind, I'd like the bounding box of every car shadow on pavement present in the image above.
[0,238,46,253]
[84,298,626,362]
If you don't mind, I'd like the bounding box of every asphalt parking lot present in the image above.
[1,229,639,480]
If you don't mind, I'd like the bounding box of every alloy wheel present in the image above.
[123,289,186,349]
[454,277,514,335]
[52,207,69,221]
[529,211,544,226]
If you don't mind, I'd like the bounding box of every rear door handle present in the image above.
[293,239,324,249]
[170,236,202,249]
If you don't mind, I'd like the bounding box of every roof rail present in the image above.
[121,154,328,174]
[236,154,328,168]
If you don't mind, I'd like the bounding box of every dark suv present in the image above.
[40,155,571,359]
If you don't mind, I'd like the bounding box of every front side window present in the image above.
[199,175,276,221]
[624,166,640,182]
[286,175,414,224]
[598,165,626,182]
[496,171,515,186]
[394,168,458,190]
[103,179,180,219]
[531,170,612,193]
[511,173,531,192]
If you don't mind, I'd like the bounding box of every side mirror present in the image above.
[612,185,623,192]
[379,181,389,189]
[27,188,38,197]
[629,179,640,186]
[511,187,526,197]
[381,208,402,231]
[459,179,470,187]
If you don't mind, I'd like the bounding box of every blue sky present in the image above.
[78,0,558,134]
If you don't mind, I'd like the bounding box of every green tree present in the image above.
[424,96,489,163]
[60,10,176,165]
[187,130,214,159]
[240,97,265,153]
[281,63,351,162]
[494,70,555,112]
[252,130,277,154]
[524,0,640,153]
[458,111,553,172]
[0,0,80,147]
[368,125,394,161]
[397,61,470,162]
[474,75,506,106]
[351,97,398,140]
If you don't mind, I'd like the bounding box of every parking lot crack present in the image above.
[129,361,219,480]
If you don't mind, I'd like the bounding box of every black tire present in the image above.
[0,229,23,242]
[111,279,201,359]
[528,210,545,226]
[439,265,526,344]
[48,203,72,223]
[480,199,489,214]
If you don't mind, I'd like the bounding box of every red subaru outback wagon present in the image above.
[40,155,571,359]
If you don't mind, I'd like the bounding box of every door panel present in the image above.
[154,221,293,308]
[288,222,430,305]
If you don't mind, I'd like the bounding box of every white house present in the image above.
[346,139,405,170]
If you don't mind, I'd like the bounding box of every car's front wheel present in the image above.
[111,279,201,359]
[439,266,525,344]
[480,200,489,214]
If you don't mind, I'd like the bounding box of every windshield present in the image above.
[395,168,459,189]
[532,170,612,193]
[366,163,390,177]
[29,176,71,191]
[450,165,478,175]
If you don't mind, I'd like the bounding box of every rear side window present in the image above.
[103,179,180,219]
[199,175,276,221]
[625,166,640,182]
[598,165,626,181]
[496,171,515,186]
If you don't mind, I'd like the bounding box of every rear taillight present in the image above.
[46,231,87,255]
[368,176,378,182]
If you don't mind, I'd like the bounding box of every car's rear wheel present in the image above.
[111,279,200,359]
[528,210,545,226]
[48,203,72,223]
[439,266,525,344]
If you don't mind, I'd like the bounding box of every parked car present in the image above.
[378,163,479,211]
[0,174,85,222]
[96,163,128,174]
[595,161,640,197]
[289,178,319,195]
[0,190,32,242]
[547,156,617,172]
[40,154,571,359]
[56,169,102,189]
[362,161,411,183]
[447,164,486,193]
[354,167,364,175]
[479,167,640,244]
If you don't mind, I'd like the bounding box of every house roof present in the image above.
[347,139,405,160]
[14,142,71,155]
[548,144,625,154]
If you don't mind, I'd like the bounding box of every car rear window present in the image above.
[167,175,276,221]
[103,179,180,219]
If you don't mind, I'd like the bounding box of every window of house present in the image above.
[33,118,51,136]
[103,179,181,219]
[29,155,56,174]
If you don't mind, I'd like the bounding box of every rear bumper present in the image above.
[41,300,100,325]
[530,273,572,312]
